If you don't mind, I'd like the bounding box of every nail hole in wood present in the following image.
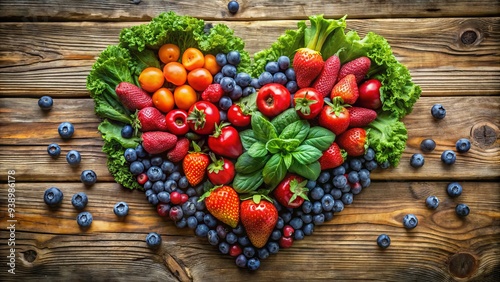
[461,30,478,45]
[23,250,37,263]
[471,123,497,148]
[448,252,478,278]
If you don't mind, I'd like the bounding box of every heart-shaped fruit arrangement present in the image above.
[87,12,421,270]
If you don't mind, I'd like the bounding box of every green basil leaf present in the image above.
[251,112,277,142]
[289,159,321,180]
[270,108,300,134]
[302,126,336,151]
[233,170,264,193]
[283,153,293,169]
[262,154,287,188]
[239,129,258,150]
[279,120,310,143]
[247,142,268,158]
[292,145,323,164]
[266,138,301,154]
[235,152,270,174]
[281,138,301,152]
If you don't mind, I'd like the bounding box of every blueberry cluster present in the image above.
[257,57,298,94]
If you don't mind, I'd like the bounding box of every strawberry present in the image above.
[137,107,169,132]
[240,195,278,248]
[201,83,224,103]
[293,48,324,88]
[336,128,367,157]
[141,131,177,155]
[200,185,240,228]
[115,82,153,111]
[338,56,371,83]
[318,142,347,170]
[166,137,189,163]
[330,74,359,105]
[182,142,209,186]
[312,54,341,97]
[347,106,377,128]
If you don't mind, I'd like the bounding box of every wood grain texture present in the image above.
[0,181,498,281]
[0,18,499,98]
[0,0,499,21]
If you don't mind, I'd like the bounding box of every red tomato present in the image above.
[227,104,251,127]
[207,156,235,185]
[165,109,189,135]
[273,174,308,208]
[357,78,382,110]
[318,101,350,136]
[292,88,324,119]
[208,125,243,159]
[187,101,220,135]
[256,83,291,117]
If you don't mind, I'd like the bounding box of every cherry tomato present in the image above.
[227,104,251,127]
[203,54,221,75]
[165,109,189,135]
[207,156,235,185]
[273,174,307,208]
[208,125,243,159]
[357,79,382,110]
[182,48,205,71]
[158,43,180,64]
[174,85,198,111]
[138,67,165,93]
[256,83,291,117]
[187,68,213,92]
[318,102,350,135]
[187,101,220,135]
[163,62,187,86]
[152,88,175,113]
[292,88,324,119]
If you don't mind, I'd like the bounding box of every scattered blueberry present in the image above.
[402,214,418,229]
[376,234,391,249]
[71,192,88,210]
[420,138,436,152]
[114,201,129,217]
[76,211,93,228]
[410,153,425,168]
[38,96,53,110]
[441,150,456,165]
[44,187,64,208]
[446,182,463,198]
[227,0,240,14]
[121,125,134,138]
[455,138,471,153]
[47,143,61,158]
[66,150,81,166]
[80,170,97,186]
[145,232,162,248]
[247,257,261,270]
[455,203,470,217]
[425,195,439,209]
[235,254,247,268]
[58,122,75,139]
[431,104,446,119]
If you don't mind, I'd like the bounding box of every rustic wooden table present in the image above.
[0,1,499,281]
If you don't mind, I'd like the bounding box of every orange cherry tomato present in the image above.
[138,67,165,93]
[174,85,198,111]
[152,88,175,113]
[203,54,221,75]
[187,68,213,92]
[163,62,187,86]
[158,43,180,64]
[182,48,205,71]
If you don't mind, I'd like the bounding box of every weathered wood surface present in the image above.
[1,1,500,281]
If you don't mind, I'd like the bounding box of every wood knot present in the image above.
[471,122,498,148]
[461,30,478,45]
[448,252,478,278]
[22,250,37,263]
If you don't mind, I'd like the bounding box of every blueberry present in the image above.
[215,53,227,66]
[317,171,331,184]
[235,254,247,268]
[219,110,228,121]
[275,217,285,229]
[66,150,81,166]
[285,80,298,94]
[455,203,470,217]
[250,78,261,89]
[113,201,129,217]
[146,166,163,182]
[266,241,280,254]
[410,153,425,168]
[313,214,325,225]
[258,71,273,86]
[229,85,243,100]
[222,64,237,78]
[226,51,241,65]
[403,214,418,229]
[141,159,151,171]
[135,144,147,158]
[332,166,346,176]
[310,187,324,200]
[289,217,304,230]
[80,170,97,186]
[129,161,144,175]
[420,138,436,152]
[332,200,344,213]
[257,248,270,260]
[175,217,187,228]
[204,214,218,228]
[187,216,198,229]
[161,161,175,173]
[358,169,370,182]
[235,72,252,87]
[277,56,290,70]
[265,61,280,74]
[178,176,189,189]
[43,187,63,208]
[321,194,335,212]
[365,160,378,171]
[213,72,224,84]
[347,171,359,183]
[312,201,323,214]
[147,194,159,206]
[447,182,463,198]
[145,232,162,248]
[121,125,133,138]
[232,224,244,235]
[219,242,230,254]
[71,192,88,210]
[218,96,233,111]
[333,175,348,189]
[341,193,353,205]
[303,223,314,236]
[379,160,390,169]
[124,148,137,163]
[364,148,375,161]
[377,234,391,249]
[431,104,446,119]
[349,158,363,171]
[425,195,440,209]
[152,181,165,194]
[207,230,220,246]
[47,143,61,158]
[242,86,255,97]
[456,138,471,153]
[58,122,75,139]
[76,211,93,228]
[150,156,163,167]
[145,189,155,198]
[195,223,210,237]
[441,150,456,165]
[225,232,238,244]
[243,246,255,258]
[300,214,312,224]
[281,211,292,223]
[38,95,53,110]
[330,188,342,200]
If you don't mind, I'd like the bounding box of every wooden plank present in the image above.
[1,96,498,182]
[0,181,498,281]
[0,18,499,98]
[0,0,498,21]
